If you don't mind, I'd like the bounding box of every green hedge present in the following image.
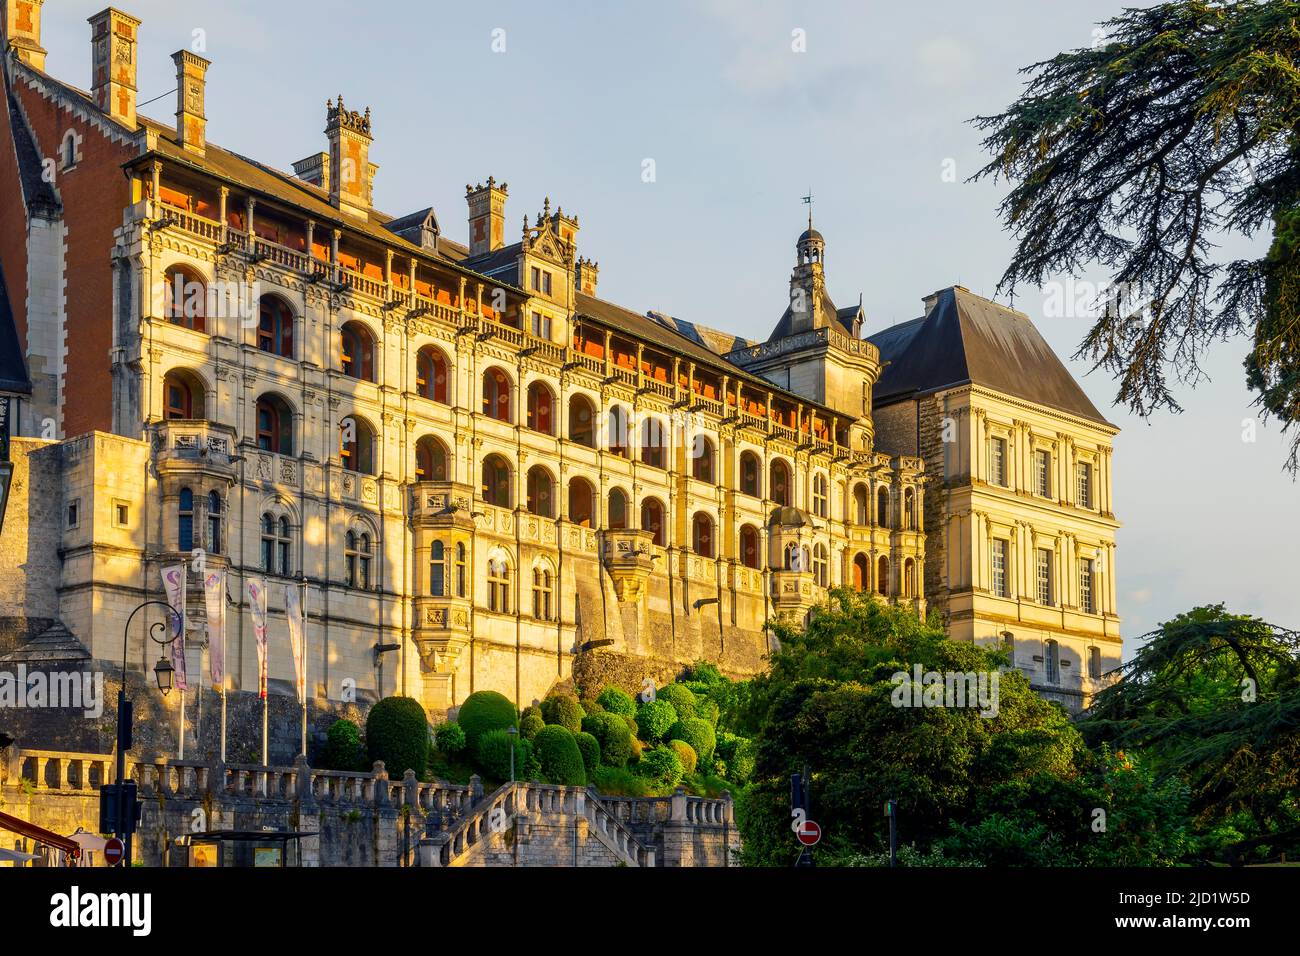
[540,692,585,733]
[636,745,684,790]
[635,699,678,743]
[519,709,545,741]
[321,718,367,771]
[668,739,698,775]
[575,731,601,775]
[434,721,467,757]
[667,717,716,763]
[474,728,531,781]
[581,712,634,768]
[458,691,519,747]
[534,725,586,786]
[656,684,698,720]
[596,686,636,716]
[366,696,430,778]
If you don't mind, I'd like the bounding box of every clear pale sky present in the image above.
[41,0,1300,647]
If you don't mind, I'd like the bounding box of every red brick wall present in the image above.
[0,85,31,351]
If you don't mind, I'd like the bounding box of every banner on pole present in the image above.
[160,564,187,692]
[285,583,306,705]
[204,569,226,687]
[247,577,268,699]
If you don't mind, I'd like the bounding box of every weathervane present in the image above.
[802,189,814,230]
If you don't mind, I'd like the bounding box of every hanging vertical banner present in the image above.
[247,576,268,699]
[204,568,226,686]
[160,564,187,691]
[284,583,306,705]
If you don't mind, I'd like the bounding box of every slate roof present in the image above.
[6,92,59,217]
[0,262,32,394]
[767,286,857,341]
[869,287,1112,427]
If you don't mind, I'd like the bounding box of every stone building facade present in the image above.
[0,4,934,724]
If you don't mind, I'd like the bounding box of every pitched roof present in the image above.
[767,286,856,341]
[0,261,31,394]
[868,286,1112,427]
[6,92,59,217]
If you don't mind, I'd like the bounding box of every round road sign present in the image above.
[103,837,125,867]
[796,819,821,846]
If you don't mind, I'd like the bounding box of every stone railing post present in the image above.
[670,786,687,822]
[294,754,321,867]
[403,770,418,811]
[372,761,390,807]
[468,774,483,804]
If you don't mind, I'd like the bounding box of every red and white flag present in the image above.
[203,569,226,687]
[160,564,187,691]
[247,576,268,699]
[284,583,306,705]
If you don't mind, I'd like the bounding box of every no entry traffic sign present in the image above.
[796,819,822,846]
[103,837,124,867]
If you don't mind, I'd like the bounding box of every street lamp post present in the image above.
[114,600,183,866]
[506,725,518,783]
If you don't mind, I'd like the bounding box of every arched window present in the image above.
[455,543,467,597]
[257,294,294,357]
[691,513,714,558]
[853,484,869,525]
[904,487,915,529]
[346,530,374,589]
[607,405,629,457]
[739,451,761,497]
[163,370,204,420]
[608,488,629,530]
[481,455,512,509]
[255,394,293,455]
[876,555,890,596]
[784,543,804,571]
[641,417,667,469]
[904,557,916,597]
[487,556,511,613]
[430,541,446,596]
[569,394,596,447]
[813,543,828,586]
[340,321,375,381]
[853,552,869,591]
[163,265,207,331]
[640,498,665,546]
[532,564,554,621]
[739,525,760,569]
[482,367,512,422]
[526,466,554,518]
[691,434,715,482]
[178,487,194,551]
[261,513,292,575]
[877,487,890,528]
[415,435,448,482]
[416,346,449,404]
[339,416,376,474]
[770,459,792,507]
[526,382,555,435]
[207,491,223,555]
[569,478,594,528]
[812,473,828,518]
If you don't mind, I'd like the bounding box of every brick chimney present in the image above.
[88,7,140,129]
[466,177,508,257]
[172,50,209,154]
[325,95,374,217]
[3,0,46,70]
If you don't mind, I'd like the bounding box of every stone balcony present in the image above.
[150,419,238,482]
[601,529,657,602]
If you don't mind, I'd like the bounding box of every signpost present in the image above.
[796,819,821,846]
[103,837,125,867]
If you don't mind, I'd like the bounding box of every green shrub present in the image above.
[579,698,605,715]
[474,729,531,781]
[366,696,430,778]
[667,717,716,763]
[696,698,720,727]
[534,725,586,786]
[636,746,684,790]
[575,731,601,775]
[540,692,585,733]
[668,739,698,775]
[519,710,545,741]
[321,718,367,771]
[596,686,636,716]
[433,721,467,757]
[657,683,698,720]
[457,691,518,747]
[592,765,650,797]
[635,699,678,743]
[687,661,725,685]
[582,712,634,768]
[732,737,757,782]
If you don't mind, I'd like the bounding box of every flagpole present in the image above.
[220,574,228,764]
[301,577,308,759]
[178,571,186,761]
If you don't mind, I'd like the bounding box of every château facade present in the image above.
[0,2,1115,722]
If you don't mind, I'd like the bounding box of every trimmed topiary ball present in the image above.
[366,696,430,779]
[434,721,467,757]
[581,712,634,768]
[635,699,678,743]
[657,683,698,720]
[667,717,716,763]
[457,691,519,747]
[575,731,601,775]
[534,725,586,786]
[474,728,531,781]
[668,739,698,775]
[636,745,684,790]
[579,698,605,715]
[540,692,585,733]
[322,718,367,771]
[596,686,636,716]
[519,710,545,741]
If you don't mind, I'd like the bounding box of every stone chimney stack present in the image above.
[325,95,375,217]
[3,0,46,70]
[172,50,210,154]
[466,177,508,257]
[88,8,140,129]
[576,257,599,297]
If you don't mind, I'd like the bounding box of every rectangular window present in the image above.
[1045,640,1060,684]
[542,271,553,295]
[1036,548,1053,606]
[1079,558,1095,613]
[990,437,1007,487]
[1002,633,1015,666]
[1035,449,1051,497]
[991,539,1008,597]
[530,267,541,291]
[1088,646,1102,680]
[531,311,551,339]
[1077,461,1093,509]
[66,499,80,529]
[113,501,130,528]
